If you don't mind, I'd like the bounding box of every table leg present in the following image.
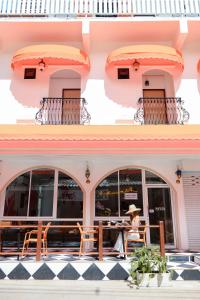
[17,229,21,260]
[0,229,3,253]
[121,229,126,259]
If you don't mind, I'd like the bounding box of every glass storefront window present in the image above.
[119,169,143,216]
[95,172,118,217]
[4,172,30,216]
[29,169,54,217]
[145,171,166,184]
[95,169,143,217]
[4,169,83,219]
[95,168,174,246]
[57,172,83,218]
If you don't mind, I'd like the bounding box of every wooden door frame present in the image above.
[142,89,168,124]
[62,88,81,98]
[61,89,81,124]
[143,89,166,97]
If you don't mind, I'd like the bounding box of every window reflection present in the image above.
[119,169,143,216]
[95,169,144,217]
[4,169,83,219]
[29,169,54,217]
[95,172,118,216]
[145,171,166,184]
[57,172,83,218]
[4,172,30,216]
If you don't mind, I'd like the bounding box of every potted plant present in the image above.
[129,246,172,287]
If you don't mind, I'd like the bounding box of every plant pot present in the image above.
[136,272,172,287]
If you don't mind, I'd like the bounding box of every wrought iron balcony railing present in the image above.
[35,97,91,125]
[0,0,200,18]
[134,97,189,125]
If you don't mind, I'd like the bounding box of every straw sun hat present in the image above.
[125,204,141,214]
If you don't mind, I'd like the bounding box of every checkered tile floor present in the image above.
[0,252,199,270]
[0,251,200,281]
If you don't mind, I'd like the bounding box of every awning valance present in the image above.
[0,125,200,155]
[197,60,200,72]
[106,44,184,72]
[11,44,90,71]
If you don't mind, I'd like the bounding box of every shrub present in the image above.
[130,246,168,286]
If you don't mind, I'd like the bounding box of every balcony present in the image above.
[35,97,91,125]
[134,97,189,125]
[0,0,200,18]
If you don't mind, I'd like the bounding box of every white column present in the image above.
[174,181,189,250]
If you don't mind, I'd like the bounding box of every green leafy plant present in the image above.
[130,246,168,287]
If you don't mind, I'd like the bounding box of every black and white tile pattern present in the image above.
[0,253,199,281]
[0,261,130,280]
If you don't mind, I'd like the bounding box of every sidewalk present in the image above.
[0,280,200,300]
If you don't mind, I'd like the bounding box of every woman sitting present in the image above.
[113,204,141,258]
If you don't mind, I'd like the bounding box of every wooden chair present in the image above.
[77,222,98,256]
[125,225,147,254]
[21,222,51,257]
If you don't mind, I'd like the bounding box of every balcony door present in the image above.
[62,89,81,124]
[143,89,167,124]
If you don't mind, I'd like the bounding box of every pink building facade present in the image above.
[0,0,200,251]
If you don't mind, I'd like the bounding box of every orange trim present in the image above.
[0,125,199,141]
[11,44,90,70]
[197,60,200,72]
[0,125,200,155]
[106,44,184,72]
[0,140,200,155]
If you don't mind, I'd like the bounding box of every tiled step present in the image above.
[166,253,200,281]
[166,252,199,263]
[194,255,200,266]
[171,269,200,281]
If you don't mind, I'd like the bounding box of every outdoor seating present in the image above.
[77,222,98,256]
[21,222,51,257]
[124,225,147,254]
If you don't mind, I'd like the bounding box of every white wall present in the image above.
[49,79,81,98]
[142,72,175,97]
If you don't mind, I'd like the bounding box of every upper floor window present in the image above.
[117,68,129,79]
[4,169,83,218]
[24,68,36,79]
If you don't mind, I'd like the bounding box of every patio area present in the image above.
[0,221,200,281]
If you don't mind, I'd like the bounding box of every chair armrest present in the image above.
[27,230,38,239]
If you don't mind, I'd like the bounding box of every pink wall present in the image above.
[0,20,199,124]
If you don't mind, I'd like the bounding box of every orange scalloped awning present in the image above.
[197,60,200,72]
[106,44,184,72]
[11,44,90,70]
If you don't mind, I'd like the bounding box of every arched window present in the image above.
[95,168,174,245]
[95,169,144,217]
[95,168,167,218]
[4,169,83,218]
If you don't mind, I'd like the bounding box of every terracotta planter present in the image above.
[136,272,172,287]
